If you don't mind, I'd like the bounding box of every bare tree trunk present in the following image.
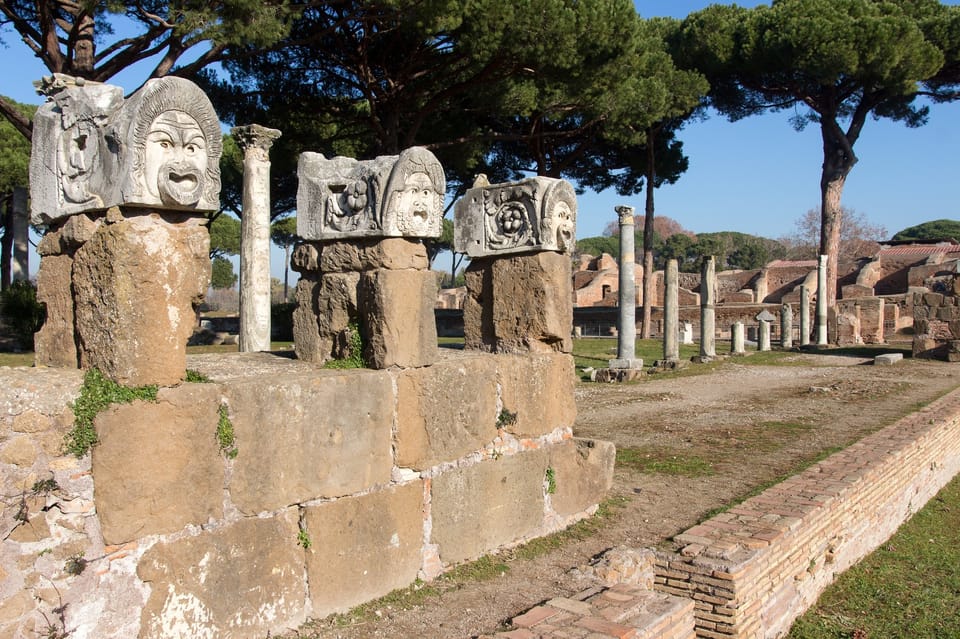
[1,195,12,290]
[283,244,291,302]
[819,175,845,312]
[640,128,657,339]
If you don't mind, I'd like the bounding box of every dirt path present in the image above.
[286,352,960,639]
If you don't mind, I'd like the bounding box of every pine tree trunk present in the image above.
[640,129,656,339]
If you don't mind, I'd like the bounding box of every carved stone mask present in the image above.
[143,110,208,207]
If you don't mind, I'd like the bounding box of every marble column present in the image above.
[731,321,745,355]
[816,254,828,345]
[780,303,793,349]
[663,259,679,362]
[799,285,810,346]
[700,256,717,359]
[11,186,28,281]
[234,124,282,353]
[758,320,771,351]
[609,205,643,369]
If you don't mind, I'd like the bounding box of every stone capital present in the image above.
[232,124,282,157]
[615,205,635,226]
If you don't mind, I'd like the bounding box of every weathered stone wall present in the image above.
[0,350,612,638]
[652,387,960,639]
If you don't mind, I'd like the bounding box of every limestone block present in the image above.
[496,353,576,438]
[298,147,444,240]
[310,237,431,272]
[34,253,78,368]
[292,271,360,363]
[138,509,306,639]
[548,439,616,518]
[360,269,438,369]
[72,213,210,386]
[226,372,394,513]
[304,483,423,616]
[453,176,576,257]
[92,384,224,545]
[395,356,499,470]
[464,252,573,354]
[430,451,548,565]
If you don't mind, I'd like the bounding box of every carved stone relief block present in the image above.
[453,176,576,258]
[297,147,444,240]
[30,75,222,225]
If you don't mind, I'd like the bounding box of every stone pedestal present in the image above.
[37,210,210,386]
[464,252,572,354]
[292,238,438,368]
[758,321,771,351]
[233,124,281,353]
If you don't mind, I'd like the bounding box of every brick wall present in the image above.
[654,387,960,638]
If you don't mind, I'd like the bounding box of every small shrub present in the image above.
[496,409,517,428]
[0,280,45,350]
[216,404,238,459]
[31,478,59,495]
[66,369,158,457]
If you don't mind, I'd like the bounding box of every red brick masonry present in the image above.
[487,386,960,638]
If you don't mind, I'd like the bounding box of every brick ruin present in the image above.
[1,77,613,638]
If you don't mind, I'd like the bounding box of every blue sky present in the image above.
[2,1,959,279]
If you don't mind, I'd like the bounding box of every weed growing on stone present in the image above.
[185,369,211,383]
[216,405,238,459]
[323,322,366,369]
[297,528,312,550]
[545,467,557,494]
[496,409,517,429]
[64,553,87,576]
[31,478,59,495]
[66,369,158,457]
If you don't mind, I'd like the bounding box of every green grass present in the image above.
[615,447,715,477]
[789,474,960,638]
[0,352,34,367]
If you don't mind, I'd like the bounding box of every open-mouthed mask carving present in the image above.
[144,111,208,207]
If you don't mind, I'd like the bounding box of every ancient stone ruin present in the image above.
[4,78,614,638]
[30,75,221,386]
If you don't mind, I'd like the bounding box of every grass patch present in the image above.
[216,405,238,459]
[788,474,960,638]
[65,369,158,457]
[616,447,715,477]
[323,323,366,369]
[0,352,34,367]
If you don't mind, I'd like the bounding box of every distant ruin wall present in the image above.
[0,351,613,638]
[653,387,960,639]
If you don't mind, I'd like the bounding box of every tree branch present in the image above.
[0,95,33,141]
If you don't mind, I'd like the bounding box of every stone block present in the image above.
[548,439,616,518]
[292,271,360,364]
[464,252,573,354]
[317,237,429,272]
[92,383,224,544]
[360,269,438,369]
[395,356,499,470]
[874,353,903,365]
[496,353,577,438]
[304,482,424,616]
[297,147,444,240]
[72,213,210,386]
[227,371,394,513]
[34,253,78,368]
[431,450,548,565]
[138,509,306,639]
[453,176,576,257]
